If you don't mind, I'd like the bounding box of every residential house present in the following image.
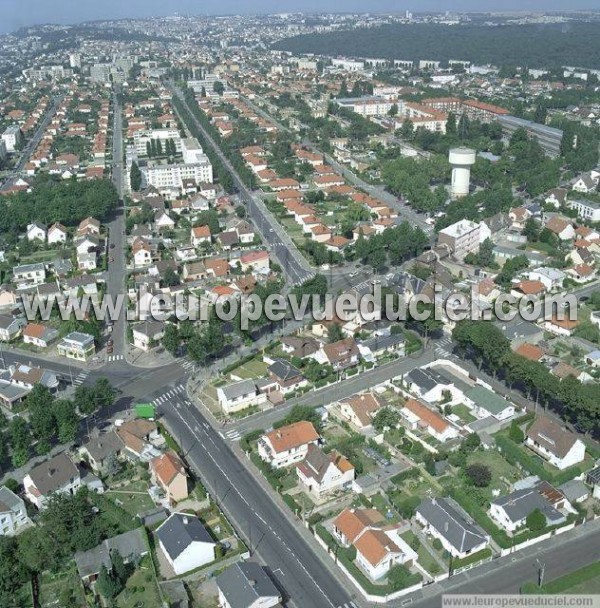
[116,419,160,460]
[296,445,354,500]
[10,363,59,392]
[526,267,566,291]
[544,188,567,208]
[74,528,148,584]
[258,421,320,469]
[526,416,586,470]
[191,225,211,247]
[401,398,459,442]
[415,497,489,559]
[571,172,598,194]
[132,321,165,351]
[47,223,68,244]
[156,513,216,575]
[0,315,24,341]
[0,285,18,310]
[569,199,600,222]
[26,222,47,242]
[239,250,269,273]
[216,562,281,608]
[0,486,30,535]
[24,453,81,509]
[358,334,406,362]
[541,316,579,337]
[312,337,360,371]
[338,392,382,430]
[280,335,320,359]
[57,331,95,361]
[267,359,307,394]
[216,379,265,414]
[77,217,101,236]
[79,431,125,473]
[150,450,189,504]
[332,508,417,581]
[586,466,600,499]
[544,216,575,241]
[464,387,515,421]
[132,239,152,268]
[22,323,59,348]
[490,482,568,533]
[12,263,46,285]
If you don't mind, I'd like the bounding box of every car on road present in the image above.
[109,257,114,262]
[110,243,115,249]
[107,339,114,347]
[107,346,113,354]
[269,228,274,232]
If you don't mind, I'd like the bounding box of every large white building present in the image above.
[142,158,213,194]
[569,199,600,223]
[438,219,481,260]
[134,128,181,156]
[335,97,393,117]
[2,125,22,153]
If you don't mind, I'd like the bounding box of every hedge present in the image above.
[283,494,302,515]
[496,435,588,485]
[391,467,420,486]
[221,353,257,376]
[250,452,283,491]
[240,429,263,452]
[452,547,492,570]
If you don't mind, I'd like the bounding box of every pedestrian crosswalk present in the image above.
[72,371,89,386]
[106,354,125,362]
[179,359,195,371]
[434,336,453,358]
[222,428,241,442]
[337,602,359,608]
[151,384,186,405]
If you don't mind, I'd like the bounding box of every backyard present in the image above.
[105,479,155,517]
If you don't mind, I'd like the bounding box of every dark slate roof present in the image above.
[406,368,449,393]
[416,498,488,554]
[216,562,280,608]
[586,466,600,486]
[81,431,125,463]
[28,452,79,495]
[221,379,257,401]
[268,359,303,382]
[156,513,214,561]
[491,488,564,525]
[361,333,405,352]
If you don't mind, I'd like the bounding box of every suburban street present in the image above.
[0,93,64,191]
[106,89,127,361]
[169,82,315,286]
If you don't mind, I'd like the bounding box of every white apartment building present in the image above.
[2,125,23,153]
[134,128,181,156]
[569,199,600,223]
[142,160,213,194]
[331,59,365,72]
[336,97,393,117]
[438,219,481,260]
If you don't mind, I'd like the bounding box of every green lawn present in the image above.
[39,567,86,607]
[451,404,477,424]
[401,530,443,576]
[231,358,268,379]
[116,559,161,608]
[106,480,155,517]
[563,575,600,594]
[466,449,521,492]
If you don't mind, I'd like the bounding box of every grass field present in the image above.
[466,449,520,493]
[451,404,477,424]
[39,567,86,608]
[401,530,443,576]
[230,358,268,379]
[116,559,161,608]
[106,480,155,517]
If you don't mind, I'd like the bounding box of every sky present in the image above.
[2,0,598,34]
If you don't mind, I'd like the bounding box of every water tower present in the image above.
[449,147,476,198]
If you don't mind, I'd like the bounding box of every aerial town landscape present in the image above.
[0,4,600,608]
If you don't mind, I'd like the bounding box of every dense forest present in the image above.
[273,22,600,70]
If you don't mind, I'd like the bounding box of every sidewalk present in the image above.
[2,342,92,370]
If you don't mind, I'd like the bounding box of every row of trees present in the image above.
[0,176,117,239]
[145,137,177,158]
[453,321,600,437]
[0,379,116,470]
[162,314,225,365]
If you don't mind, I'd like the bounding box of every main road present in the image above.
[169,82,314,287]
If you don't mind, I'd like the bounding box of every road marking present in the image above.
[107,354,125,362]
[72,372,88,386]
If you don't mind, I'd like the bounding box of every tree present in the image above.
[53,399,79,444]
[162,324,180,355]
[526,508,546,532]
[523,217,540,242]
[327,323,344,344]
[534,102,547,125]
[372,407,401,432]
[399,118,414,140]
[338,79,349,98]
[111,550,132,585]
[9,417,31,467]
[96,565,121,599]
[213,81,225,96]
[465,463,492,487]
[161,267,180,287]
[388,103,398,117]
[0,537,29,604]
[508,420,525,443]
[464,432,481,451]
[446,111,457,136]
[27,385,57,454]
[130,162,142,191]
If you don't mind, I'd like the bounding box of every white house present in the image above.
[22,323,59,348]
[258,421,320,468]
[216,562,281,608]
[216,379,266,414]
[338,392,382,430]
[56,331,95,361]
[296,445,354,500]
[47,223,68,244]
[0,315,24,342]
[415,498,489,559]
[489,485,567,533]
[12,263,46,285]
[132,239,152,268]
[526,267,566,292]
[355,528,418,581]
[131,321,165,351]
[0,486,30,535]
[526,417,586,470]
[155,212,175,230]
[156,513,216,575]
[24,453,81,510]
[26,222,47,242]
[401,398,460,442]
[191,225,211,247]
